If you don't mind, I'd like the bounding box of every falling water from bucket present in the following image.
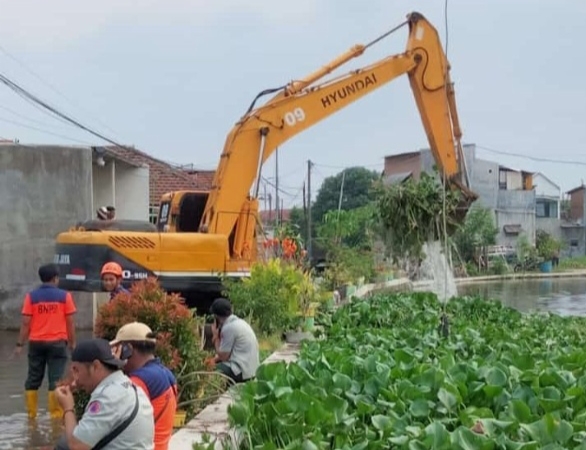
[416,240,458,302]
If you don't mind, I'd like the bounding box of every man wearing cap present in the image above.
[209,298,260,383]
[54,338,154,449]
[111,322,178,450]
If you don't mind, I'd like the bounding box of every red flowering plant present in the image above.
[68,278,213,420]
[261,223,307,267]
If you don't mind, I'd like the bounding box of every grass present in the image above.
[258,333,284,361]
[556,256,586,271]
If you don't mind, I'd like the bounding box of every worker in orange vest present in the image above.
[100,262,129,301]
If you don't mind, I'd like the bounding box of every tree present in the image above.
[316,205,375,251]
[316,205,377,285]
[312,167,380,225]
[452,206,498,263]
[288,206,307,244]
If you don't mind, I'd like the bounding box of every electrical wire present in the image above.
[261,176,299,198]
[0,103,78,132]
[0,115,94,144]
[0,71,127,149]
[0,44,123,139]
[476,145,586,167]
[312,161,383,170]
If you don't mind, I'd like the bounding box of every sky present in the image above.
[0,0,584,209]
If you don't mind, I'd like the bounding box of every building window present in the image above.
[149,204,159,224]
[570,239,579,248]
[536,199,558,218]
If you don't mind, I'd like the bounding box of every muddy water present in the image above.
[0,330,93,449]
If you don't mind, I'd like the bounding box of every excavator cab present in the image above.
[157,190,210,233]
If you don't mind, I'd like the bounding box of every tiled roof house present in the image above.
[259,209,292,224]
[104,146,215,222]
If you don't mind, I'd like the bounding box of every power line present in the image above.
[311,161,383,170]
[0,103,80,132]
[261,176,299,198]
[0,71,127,149]
[476,144,586,167]
[0,44,123,139]
[0,115,93,144]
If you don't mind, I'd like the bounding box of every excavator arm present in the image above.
[202,11,477,254]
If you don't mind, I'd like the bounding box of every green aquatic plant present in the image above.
[215,292,586,449]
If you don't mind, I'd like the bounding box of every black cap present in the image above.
[38,263,59,283]
[210,297,232,317]
[71,339,126,369]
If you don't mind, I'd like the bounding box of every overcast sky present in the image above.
[0,0,584,208]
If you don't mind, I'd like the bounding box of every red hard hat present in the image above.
[101,262,123,278]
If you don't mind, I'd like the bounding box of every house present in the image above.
[91,147,150,221]
[384,143,537,246]
[532,172,561,237]
[103,146,215,223]
[561,184,586,256]
[259,209,293,238]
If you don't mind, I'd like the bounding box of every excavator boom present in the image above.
[53,11,477,314]
[202,12,476,253]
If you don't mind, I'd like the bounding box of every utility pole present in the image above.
[307,159,313,260]
[336,169,346,244]
[275,147,280,228]
[268,193,272,223]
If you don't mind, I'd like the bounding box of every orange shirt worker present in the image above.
[111,322,178,450]
[14,263,77,420]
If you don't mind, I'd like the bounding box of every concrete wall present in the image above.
[92,160,149,221]
[534,173,560,199]
[569,188,585,222]
[561,226,586,257]
[384,152,421,180]
[538,217,562,238]
[92,162,114,211]
[0,145,94,330]
[114,163,149,220]
[469,158,499,210]
[496,190,536,246]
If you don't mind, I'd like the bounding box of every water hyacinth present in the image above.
[216,292,586,449]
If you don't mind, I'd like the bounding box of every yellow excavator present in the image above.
[55,11,477,312]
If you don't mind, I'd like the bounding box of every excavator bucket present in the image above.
[450,178,478,224]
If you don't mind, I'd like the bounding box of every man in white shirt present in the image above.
[54,338,154,450]
[210,298,260,383]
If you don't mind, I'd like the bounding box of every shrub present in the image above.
[223,259,305,335]
[93,277,209,418]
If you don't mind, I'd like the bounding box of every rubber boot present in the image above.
[25,390,38,420]
[48,390,63,419]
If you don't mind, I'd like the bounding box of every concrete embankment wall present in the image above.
[0,145,94,329]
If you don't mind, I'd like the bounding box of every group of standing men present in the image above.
[13,260,260,449]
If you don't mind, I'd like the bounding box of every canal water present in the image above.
[1,277,586,448]
[458,277,586,316]
[0,330,93,449]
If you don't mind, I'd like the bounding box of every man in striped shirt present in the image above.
[111,322,178,450]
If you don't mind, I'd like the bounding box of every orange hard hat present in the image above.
[100,262,123,278]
